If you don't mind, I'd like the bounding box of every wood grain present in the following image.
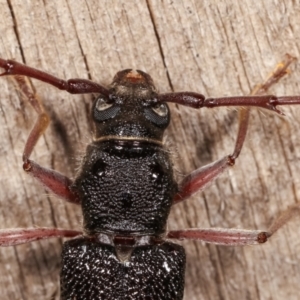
[0,0,300,299]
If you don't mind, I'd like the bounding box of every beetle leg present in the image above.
[173,55,295,205]
[172,111,247,204]
[168,203,300,245]
[0,228,82,246]
[13,76,80,204]
[167,228,270,245]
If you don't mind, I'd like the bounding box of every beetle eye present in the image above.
[151,103,168,117]
[93,96,120,122]
[144,103,170,127]
[95,97,114,111]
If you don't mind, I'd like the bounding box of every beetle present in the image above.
[0,56,299,299]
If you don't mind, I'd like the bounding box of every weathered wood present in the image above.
[0,0,300,299]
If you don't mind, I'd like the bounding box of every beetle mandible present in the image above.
[0,56,299,299]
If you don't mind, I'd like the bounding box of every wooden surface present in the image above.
[0,1,300,299]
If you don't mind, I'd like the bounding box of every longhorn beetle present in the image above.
[0,56,299,299]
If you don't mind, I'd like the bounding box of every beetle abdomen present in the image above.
[61,237,185,300]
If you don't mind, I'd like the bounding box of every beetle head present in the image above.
[92,69,170,142]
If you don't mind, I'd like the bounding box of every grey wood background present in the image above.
[0,0,300,299]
